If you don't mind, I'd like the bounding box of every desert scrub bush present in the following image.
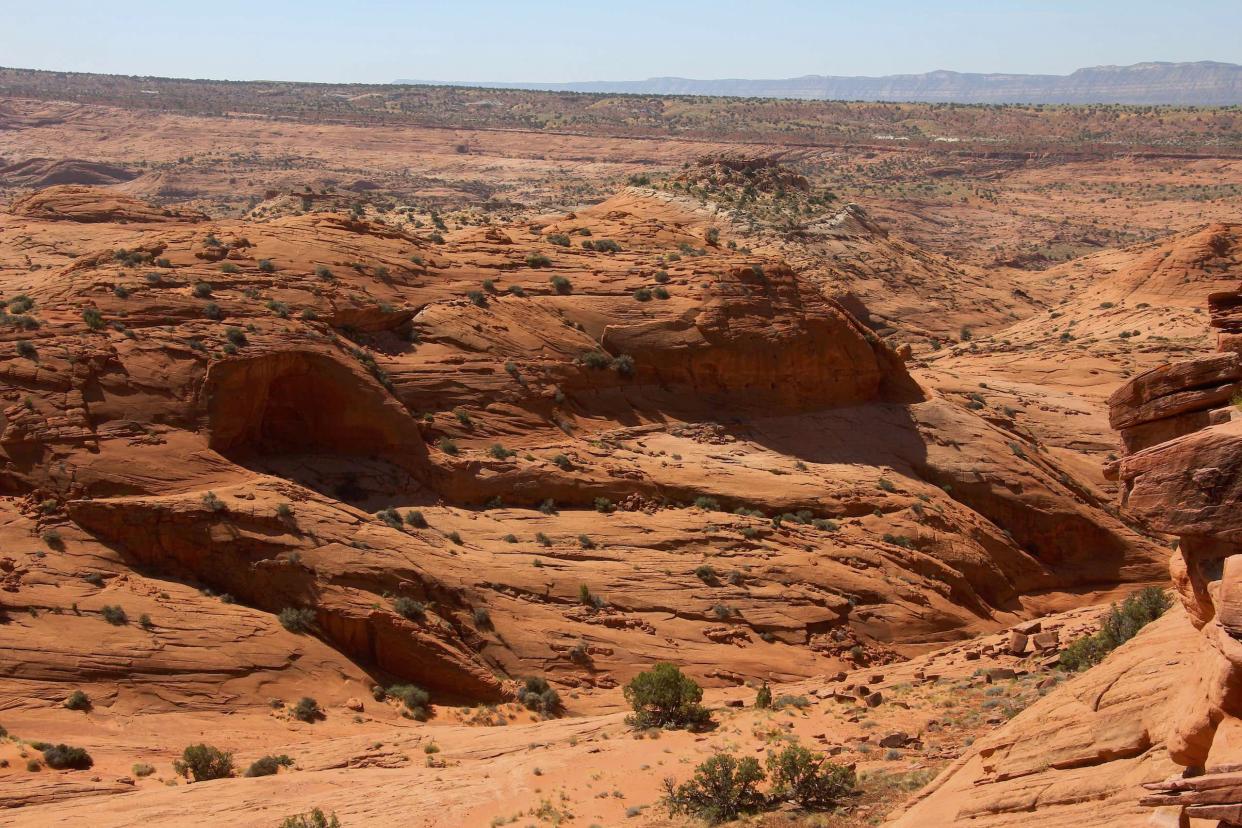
[624,663,711,730]
[81,307,104,330]
[581,350,611,369]
[42,744,94,770]
[387,684,430,720]
[101,605,128,625]
[612,354,635,376]
[578,534,596,549]
[539,499,558,515]
[376,505,402,528]
[517,676,562,716]
[278,606,316,633]
[693,496,720,511]
[653,286,670,300]
[633,287,653,302]
[201,490,226,512]
[594,497,614,513]
[225,327,248,347]
[488,443,515,460]
[392,596,426,620]
[773,695,811,710]
[551,453,572,470]
[64,690,90,711]
[546,233,571,247]
[244,754,294,777]
[16,340,36,359]
[280,809,340,828]
[662,752,765,824]
[292,697,324,723]
[466,289,487,307]
[258,259,276,273]
[132,762,155,777]
[549,274,572,293]
[314,265,334,280]
[754,683,772,709]
[405,509,428,528]
[193,281,213,298]
[437,437,459,455]
[593,239,622,253]
[526,252,552,268]
[694,564,717,584]
[766,745,855,808]
[174,743,233,781]
[1061,586,1172,671]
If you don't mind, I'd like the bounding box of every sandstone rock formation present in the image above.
[0,184,1173,822]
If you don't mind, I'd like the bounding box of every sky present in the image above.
[2,0,1240,85]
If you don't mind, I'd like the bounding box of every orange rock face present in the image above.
[0,183,1173,823]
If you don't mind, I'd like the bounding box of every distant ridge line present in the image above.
[395,61,1242,105]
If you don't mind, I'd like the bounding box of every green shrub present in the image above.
[376,506,402,528]
[593,239,622,253]
[101,605,128,625]
[488,443,514,460]
[392,596,426,620]
[765,744,855,809]
[132,762,155,777]
[547,233,571,247]
[516,676,562,715]
[754,683,772,709]
[1061,586,1172,671]
[633,288,652,302]
[42,744,93,770]
[387,684,430,720]
[244,754,293,777]
[662,752,765,824]
[174,743,233,781]
[594,497,614,513]
[292,697,323,723]
[624,663,711,730]
[612,354,635,376]
[694,496,720,511]
[64,690,91,711]
[437,437,459,456]
[405,510,428,528]
[82,308,104,330]
[550,274,572,294]
[225,327,247,346]
[258,259,276,273]
[280,809,340,828]
[526,252,552,268]
[278,606,316,633]
[694,565,717,584]
[193,282,213,298]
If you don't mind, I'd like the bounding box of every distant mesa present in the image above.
[397,61,1242,105]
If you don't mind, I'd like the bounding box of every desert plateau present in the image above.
[2,15,1242,828]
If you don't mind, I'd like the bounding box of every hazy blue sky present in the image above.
[3,1,1240,84]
